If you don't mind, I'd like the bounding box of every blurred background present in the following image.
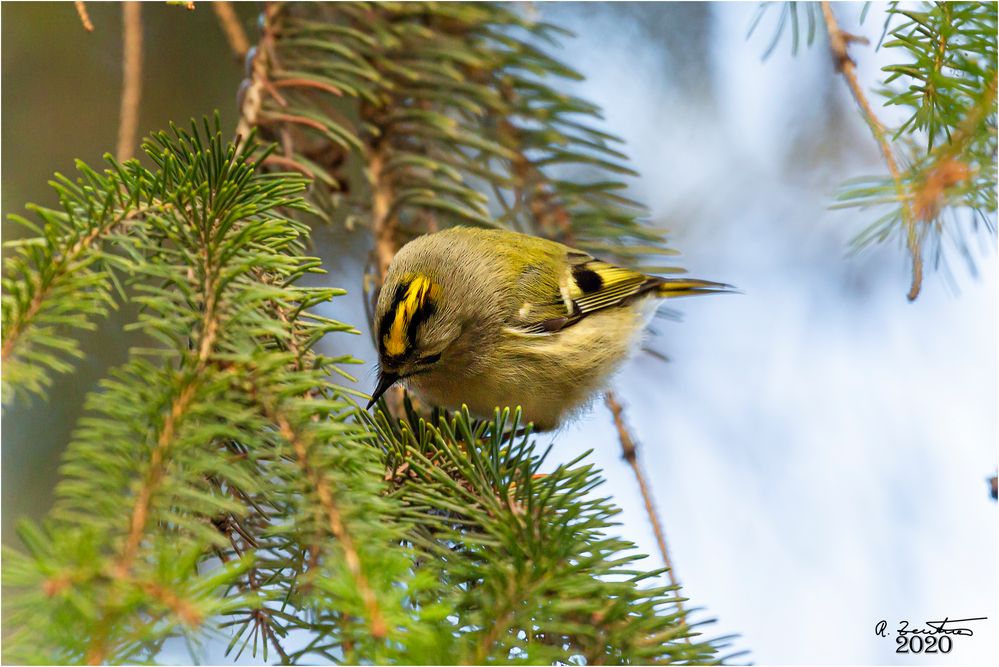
[3,2,996,664]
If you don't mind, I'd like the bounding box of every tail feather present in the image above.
[653,277,734,298]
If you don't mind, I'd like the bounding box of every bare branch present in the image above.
[236,4,279,141]
[604,391,688,622]
[213,1,250,60]
[116,2,143,162]
[74,1,94,32]
[369,148,397,285]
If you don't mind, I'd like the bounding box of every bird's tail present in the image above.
[653,277,734,298]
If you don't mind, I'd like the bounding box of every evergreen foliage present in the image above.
[755,1,997,296]
[842,2,997,266]
[245,1,682,286]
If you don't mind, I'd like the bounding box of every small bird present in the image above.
[367,227,729,430]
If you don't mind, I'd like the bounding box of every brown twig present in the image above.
[262,154,315,177]
[139,581,203,627]
[213,1,250,60]
[236,4,279,140]
[116,2,143,162]
[369,148,397,284]
[603,391,687,622]
[74,1,94,31]
[820,1,923,300]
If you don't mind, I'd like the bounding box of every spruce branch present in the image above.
[258,392,389,639]
[370,405,718,664]
[240,7,719,660]
[9,4,733,662]
[821,0,923,300]
[4,119,384,663]
[82,122,300,662]
[912,69,998,222]
[830,2,997,292]
[2,172,166,403]
[753,2,997,296]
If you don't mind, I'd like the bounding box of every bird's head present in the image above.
[368,258,463,408]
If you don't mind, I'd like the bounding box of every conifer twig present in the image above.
[139,581,203,627]
[604,391,687,620]
[213,1,250,60]
[87,213,223,664]
[1,202,161,364]
[913,70,998,221]
[266,403,388,640]
[821,0,922,300]
[259,611,291,664]
[74,1,94,32]
[236,3,278,141]
[116,2,143,162]
[471,575,529,664]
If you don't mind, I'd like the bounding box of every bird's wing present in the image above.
[507,249,656,335]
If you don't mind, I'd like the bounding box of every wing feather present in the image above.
[509,250,657,335]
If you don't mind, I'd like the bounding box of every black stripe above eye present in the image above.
[377,283,409,356]
[572,265,604,294]
[406,298,436,346]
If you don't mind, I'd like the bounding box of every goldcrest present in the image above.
[367,227,729,430]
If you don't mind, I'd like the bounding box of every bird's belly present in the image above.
[406,305,646,430]
[408,371,581,432]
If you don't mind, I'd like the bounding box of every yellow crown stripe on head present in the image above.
[383,276,439,356]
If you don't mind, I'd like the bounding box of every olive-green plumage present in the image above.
[369,227,729,430]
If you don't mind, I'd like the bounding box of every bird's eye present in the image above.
[418,352,441,365]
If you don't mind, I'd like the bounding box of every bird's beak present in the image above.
[366,371,400,409]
